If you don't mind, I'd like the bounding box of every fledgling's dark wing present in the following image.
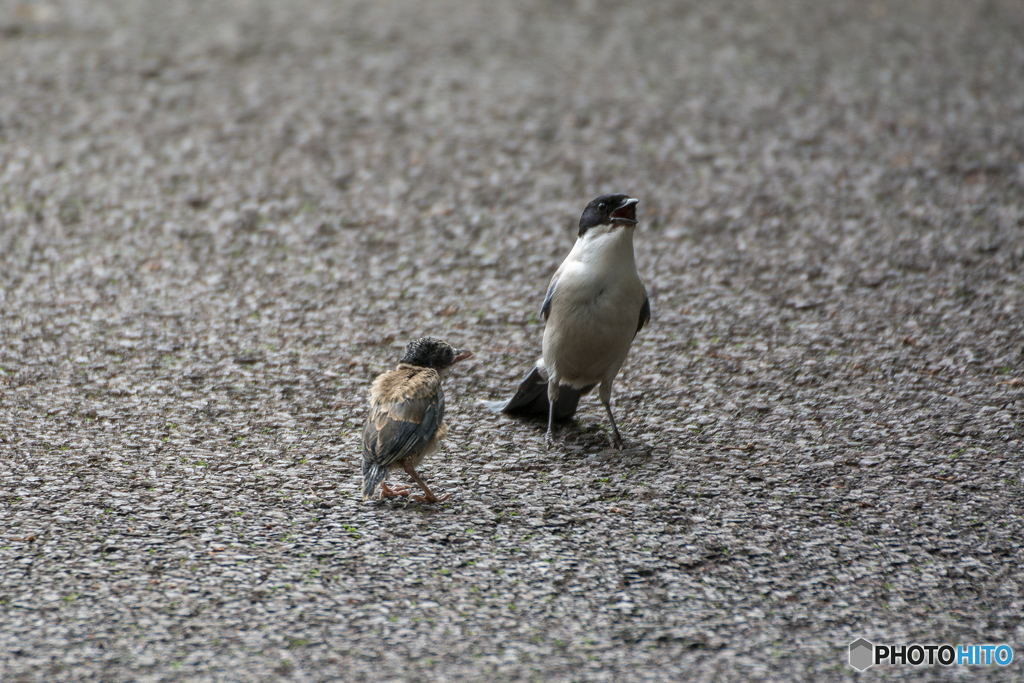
[362,370,445,468]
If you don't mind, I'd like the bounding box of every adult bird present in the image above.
[483,194,650,448]
[361,337,472,502]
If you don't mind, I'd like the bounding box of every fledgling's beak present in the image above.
[453,349,474,363]
[610,197,639,225]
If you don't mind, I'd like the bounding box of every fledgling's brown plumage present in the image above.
[360,337,471,503]
[364,365,448,472]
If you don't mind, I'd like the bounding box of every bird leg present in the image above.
[380,482,410,499]
[603,401,624,449]
[403,462,449,503]
[545,404,557,448]
[545,379,559,448]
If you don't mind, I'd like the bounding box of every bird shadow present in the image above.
[516,417,652,458]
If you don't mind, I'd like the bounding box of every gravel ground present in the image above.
[2,1,1024,681]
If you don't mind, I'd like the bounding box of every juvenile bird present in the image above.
[361,337,473,502]
[484,194,649,448]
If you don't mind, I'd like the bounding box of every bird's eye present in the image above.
[598,203,606,212]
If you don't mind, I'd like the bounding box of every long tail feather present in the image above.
[481,362,593,420]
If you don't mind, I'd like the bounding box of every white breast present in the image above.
[542,226,646,387]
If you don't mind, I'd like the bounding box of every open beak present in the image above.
[610,197,639,225]
[453,349,474,363]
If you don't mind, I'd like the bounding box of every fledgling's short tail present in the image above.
[361,460,387,500]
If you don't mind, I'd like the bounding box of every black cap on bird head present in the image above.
[400,337,473,369]
[578,194,639,237]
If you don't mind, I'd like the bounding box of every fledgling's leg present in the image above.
[403,461,449,503]
[545,378,560,448]
[599,381,623,449]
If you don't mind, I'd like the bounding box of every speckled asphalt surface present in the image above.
[1,1,1023,681]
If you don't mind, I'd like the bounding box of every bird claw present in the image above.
[380,483,411,499]
[411,493,450,503]
[608,425,625,450]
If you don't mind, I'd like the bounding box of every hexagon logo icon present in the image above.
[849,638,874,671]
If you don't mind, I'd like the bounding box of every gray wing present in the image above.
[362,384,445,468]
[540,274,559,320]
[636,293,650,337]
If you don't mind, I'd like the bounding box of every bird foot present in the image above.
[380,483,411,498]
[411,493,450,503]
